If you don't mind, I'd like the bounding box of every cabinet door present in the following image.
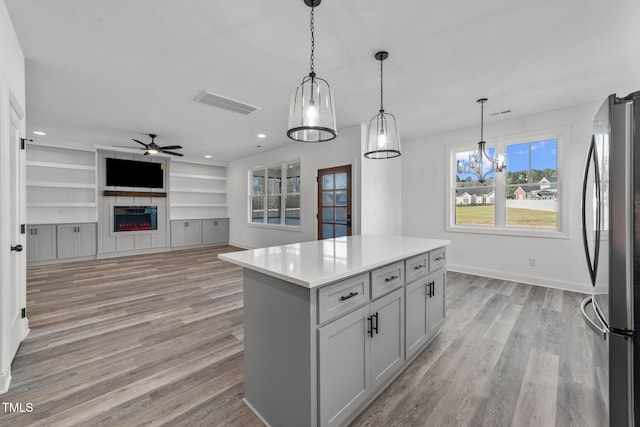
[56,225,76,259]
[405,277,428,359]
[75,224,96,257]
[427,272,446,338]
[318,305,370,427]
[202,218,229,245]
[185,220,202,246]
[170,221,187,247]
[370,288,404,390]
[27,225,57,262]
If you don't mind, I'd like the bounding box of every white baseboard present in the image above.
[96,246,171,259]
[447,263,592,294]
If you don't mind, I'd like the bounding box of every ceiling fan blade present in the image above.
[132,139,148,148]
[162,150,184,157]
[160,145,182,150]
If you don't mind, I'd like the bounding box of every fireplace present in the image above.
[114,206,158,232]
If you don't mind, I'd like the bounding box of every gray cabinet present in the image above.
[427,271,446,338]
[27,225,57,262]
[57,223,96,259]
[170,220,202,247]
[202,218,229,245]
[405,276,429,359]
[318,288,404,427]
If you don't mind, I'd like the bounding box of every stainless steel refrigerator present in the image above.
[581,91,640,426]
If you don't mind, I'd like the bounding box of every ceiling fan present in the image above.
[132,134,183,156]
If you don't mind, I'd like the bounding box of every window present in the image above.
[448,129,565,237]
[250,161,301,227]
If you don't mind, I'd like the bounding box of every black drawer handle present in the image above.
[384,275,399,283]
[413,264,425,270]
[339,291,358,301]
[434,256,444,261]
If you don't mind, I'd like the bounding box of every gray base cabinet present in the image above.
[202,218,229,245]
[171,218,229,247]
[170,220,202,247]
[57,223,96,259]
[405,271,446,360]
[27,225,57,262]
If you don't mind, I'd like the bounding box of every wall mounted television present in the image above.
[106,158,164,188]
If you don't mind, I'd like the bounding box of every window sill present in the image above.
[247,223,303,232]
[446,224,569,239]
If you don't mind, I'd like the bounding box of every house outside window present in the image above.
[447,128,567,238]
[250,161,301,227]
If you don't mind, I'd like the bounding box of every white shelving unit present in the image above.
[169,160,227,220]
[26,143,97,224]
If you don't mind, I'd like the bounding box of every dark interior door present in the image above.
[317,165,352,239]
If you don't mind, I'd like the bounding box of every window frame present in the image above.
[248,159,302,230]
[445,126,570,239]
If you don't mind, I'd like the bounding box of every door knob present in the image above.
[11,244,23,252]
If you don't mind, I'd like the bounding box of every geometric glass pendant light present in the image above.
[287,0,337,143]
[457,98,506,183]
[364,51,401,159]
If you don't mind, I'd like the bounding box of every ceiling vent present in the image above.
[194,91,259,115]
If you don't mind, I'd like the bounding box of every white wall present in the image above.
[361,128,402,235]
[401,102,599,293]
[0,0,26,393]
[227,125,362,248]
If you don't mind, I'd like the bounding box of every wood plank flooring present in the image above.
[0,246,607,426]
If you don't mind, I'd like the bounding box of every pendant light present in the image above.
[457,98,506,183]
[364,51,401,159]
[287,0,337,143]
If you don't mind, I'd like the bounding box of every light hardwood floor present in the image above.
[0,246,607,426]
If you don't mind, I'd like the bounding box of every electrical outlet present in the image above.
[529,257,537,267]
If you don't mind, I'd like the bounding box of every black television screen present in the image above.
[106,158,164,188]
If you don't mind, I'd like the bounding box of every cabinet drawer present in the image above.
[405,253,428,283]
[429,248,446,272]
[371,261,404,299]
[317,273,370,324]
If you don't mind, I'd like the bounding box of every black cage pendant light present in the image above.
[364,51,401,159]
[287,0,337,143]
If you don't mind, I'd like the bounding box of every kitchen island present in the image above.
[219,235,450,427]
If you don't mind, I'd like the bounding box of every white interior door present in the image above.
[7,91,27,361]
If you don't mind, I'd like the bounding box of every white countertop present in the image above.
[218,234,450,288]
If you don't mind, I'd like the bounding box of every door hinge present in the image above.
[21,308,26,319]
[316,176,319,182]
[316,213,318,219]
[20,138,32,149]
[21,224,26,234]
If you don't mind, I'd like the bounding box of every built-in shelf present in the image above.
[28,202,97,208]
[28,181,95,189]
[170,203,228,208]
[103,190,167,198]
[170,173,227,181]
[170,188,226,194]
[26,161,96,171]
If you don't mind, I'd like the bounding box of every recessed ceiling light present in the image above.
[257,133,266,139]
[33,131,46,136]
[204,155,212,159]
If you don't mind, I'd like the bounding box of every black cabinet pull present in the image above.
[384,275,399,283]
[435,256,444,261]
[339,291,358,301]
[414,264,425,270]
[367,316,373,337]
[428,281,435,297]
[373,312,379,335]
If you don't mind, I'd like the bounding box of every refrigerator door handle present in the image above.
[581,135,602,287]
[581,295,607,340]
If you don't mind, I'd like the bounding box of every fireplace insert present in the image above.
[114,206,157,232]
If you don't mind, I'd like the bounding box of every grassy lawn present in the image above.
[456,205,557,228]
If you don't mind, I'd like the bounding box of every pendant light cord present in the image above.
[309,5,315,75]
[379,58,384,112]
[480,99,485,141]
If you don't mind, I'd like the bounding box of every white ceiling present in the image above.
[5,0,640,163]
